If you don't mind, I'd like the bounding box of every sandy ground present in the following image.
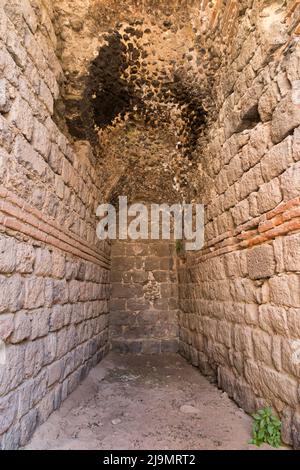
[25,353,281,450]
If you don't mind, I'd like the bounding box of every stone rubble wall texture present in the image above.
[178,0,300,449]
[110,240,179,354]
[0,0,110,449]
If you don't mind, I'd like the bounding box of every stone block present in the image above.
[24,277,45,309]
[52,251,66,279]
[13,135,48,178]
[269,274,300,308]
[68,280,81,303]
[0,313,14,340]
[0,275,24,313]
[256,178,282,214]
[0,78,11,113]
[252,330,272,366]
[0,6,7,41]
[20,409,38,447]
[280,162,300,200]
[0,392,18,436]
[261,138,293,182]
[16,243,35,274]
[48,144,63,174]
[284,232,300,272]
[32,118,51,160]
[8,95,33,140]
[11,311,31,343]
[247,244,275,279]
[34,248,52,277]
[271,93,300,144]
[259,304,288,336]
[292,413,300,450]
[30,308,50,339]
[24,340,44,378]
[52,279,68,305]
[286,308,300,338]
[0,237,16,274]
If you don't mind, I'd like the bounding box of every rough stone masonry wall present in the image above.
[111,239,179,354]
[0,0,110,449]
[179,0,300,448]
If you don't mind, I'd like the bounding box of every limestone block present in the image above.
[280,162,300,200]
[0,6,7,41]
[0,47,20,87]
[72,303,84,325]
[258,85,280,122]
[233,325,253,358]
[48,144,63,174]
[252,329,272,366]
[247,244,275,280]
[24,339,44,378]
[272,336,282,372]
[37,392,55,425]
[11,311,31,343]
[259,304,288,336]
[19,409,38,447]
[281,407,293,446]
[0,275,24,313]
[0,393,18,436]
[0,237,16,274]
[256,178,282,214]
[240,165,263,200]
[30,308,50,339]
[0,313,14,341]
[287,308,300,338]
[293,126,300,162]
[269,274,300,308]
[0,78,11,113]
[24,28,46,71]
[24,277,45,310]
[43,333,57,365]
[16,243,35,274]
[68,280,81,303]
[6,25,27,69]
[32,118,51,160]
[244,304,258,326]
[260,368,298,407]
[54,175,64,200]
[52,251,66,279]
[283,232,300,272]
[261,137,293,183]
[52,279,68,305]
[34,248,52,277]
[292,413,300,450]
[231,199,250,226]
[13,135,48,178]
[271,93,300,144]
[0,344,25,396]
[39,80,53,114]
[8,95,33,140]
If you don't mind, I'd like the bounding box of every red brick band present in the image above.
[0,186,110,269]
[189,197,300,266]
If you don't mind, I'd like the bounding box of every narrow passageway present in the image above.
[25,353,271,451]
[1,0,300,451]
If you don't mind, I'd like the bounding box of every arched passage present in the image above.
[0,0,300,450]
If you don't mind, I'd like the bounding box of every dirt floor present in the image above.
[25,353,279,450]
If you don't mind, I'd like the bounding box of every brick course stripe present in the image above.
[0,186,110,269]
[189,197,300,266]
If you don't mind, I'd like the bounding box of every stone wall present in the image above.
[111,239,179,354]
[178,0,300,449]
[0,0,110,449]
